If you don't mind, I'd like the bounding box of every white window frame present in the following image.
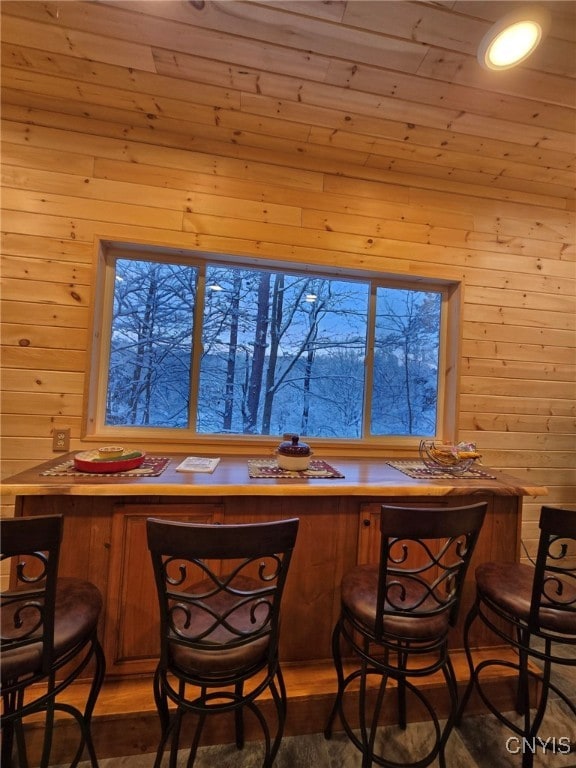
[84,241,463,452]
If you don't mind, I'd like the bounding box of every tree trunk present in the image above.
[244,272,270,433]
[261,274,284,434]
[223,274,242,431]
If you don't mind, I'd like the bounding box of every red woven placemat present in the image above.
[40,456,171,477]
[386,460,496,480]
[248,459,344,479]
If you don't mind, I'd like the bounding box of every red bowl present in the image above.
[73,450,146,473]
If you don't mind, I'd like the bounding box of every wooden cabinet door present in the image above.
[104,503,223,676]
[357,499,455,566]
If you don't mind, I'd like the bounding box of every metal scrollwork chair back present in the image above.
[458,505,576,768]
[146,516,299,768]
[325,501,488,768]
[1,515,105,768]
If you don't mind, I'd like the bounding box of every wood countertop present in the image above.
[0,453,547,499]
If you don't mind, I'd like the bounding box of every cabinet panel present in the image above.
[17,487,524,681]
[358,498,454,565]
[20,496,113,595]
[279,496,349,662]
[104,503,224,676]
[223,494,352,662]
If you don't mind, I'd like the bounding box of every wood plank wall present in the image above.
[1,1,574,565]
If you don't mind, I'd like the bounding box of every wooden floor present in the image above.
[19,648,532,765]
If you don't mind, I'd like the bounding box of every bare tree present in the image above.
[223,273,242,431]
[243,271,271,433]
[107,260,195,426]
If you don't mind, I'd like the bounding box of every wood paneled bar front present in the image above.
[1,454,547,761]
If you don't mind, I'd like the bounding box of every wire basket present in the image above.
[419,440,480,475]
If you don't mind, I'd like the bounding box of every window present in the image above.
[87,244,460,446]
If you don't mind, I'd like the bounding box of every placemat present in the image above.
[248,459,344,479]
[386,459,496,480]
[41,456,171,477]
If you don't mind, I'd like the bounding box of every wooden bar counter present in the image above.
[1,454,547,760]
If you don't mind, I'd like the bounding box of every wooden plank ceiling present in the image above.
[1,0,575,206]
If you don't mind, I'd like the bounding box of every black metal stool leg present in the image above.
[437,653,459,768]
[39,699,56,768]
[269,666,287,764]
[234,681,244,749]
[455,595,480,726]
[397,646,408,730]
[358,657,370,763]
[324,618,344,739]
[1,699,16,768]
[71,636,106,768]
[186,710,206,768]
[515,627,530,716]
[363,668,390,768]
[13,689,30,768]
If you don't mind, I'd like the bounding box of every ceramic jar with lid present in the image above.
[276,435,313,470]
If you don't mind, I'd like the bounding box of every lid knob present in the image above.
[277,434,311,456]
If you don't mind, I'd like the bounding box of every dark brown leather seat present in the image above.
[457,505,576,768]
[146,516,299,768]
[1,515,105,768]
[476,561,576,634]
[169,574,272,675]
[324,502,487,768]
[341,565,453,639]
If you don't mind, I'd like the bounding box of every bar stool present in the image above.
[1,514,105,768]
[324,501,487,768]
[457,505,576,768]
[146,516,299,768]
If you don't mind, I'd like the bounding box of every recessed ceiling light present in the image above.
[478,6,551,71]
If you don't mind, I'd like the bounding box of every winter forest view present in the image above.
[105,257,442,439]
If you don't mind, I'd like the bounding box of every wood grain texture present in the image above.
[0,1,574,566]
[14,650,532,763]
[10,474,528,667]
[10,479,532,759]
[0,454,548,499]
